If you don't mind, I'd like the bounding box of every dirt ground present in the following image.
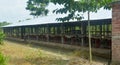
[0,40,109,65]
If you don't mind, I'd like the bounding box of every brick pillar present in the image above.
[112,1,120,62]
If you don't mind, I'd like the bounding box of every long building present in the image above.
[2,18,111,49]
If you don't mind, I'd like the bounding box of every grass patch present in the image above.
[25,49,68,65]
[0,40,110,65]
[0,52,8,65]
[72,50,89,59]
[0,41,69,65]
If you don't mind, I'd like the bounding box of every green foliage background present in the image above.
[0,21,10,65]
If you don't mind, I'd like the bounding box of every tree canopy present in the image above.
[26,0,112,22]
[0,21,10,27]
[26,0,49,17]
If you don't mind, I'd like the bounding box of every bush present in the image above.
[0,52,7,65]
[0,32,5,44]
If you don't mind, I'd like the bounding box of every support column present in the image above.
[81,23,84,46]
[47,25,50,42]
[112,1,120,62]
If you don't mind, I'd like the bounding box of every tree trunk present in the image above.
[88,11,92,64]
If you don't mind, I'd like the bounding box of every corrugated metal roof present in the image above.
[3,15,62,27]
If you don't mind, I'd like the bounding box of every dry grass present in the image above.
[0,41,68,65]
[0,40,109,65]
[67,58,107,65]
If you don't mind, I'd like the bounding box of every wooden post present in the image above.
[81,23,84,46]
[61,23,64,44]
[47,25,50,42]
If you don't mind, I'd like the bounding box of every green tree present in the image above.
[0,22,8,65]
[26,0,113,64]
[0,32,5,44]
[0,21,10,32]
[26,0,112,22]
[26,0,49,17]
[0,21,9,44]
[0,21,10,42]
[0,21,10,27]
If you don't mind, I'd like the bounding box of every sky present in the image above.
[0,0,112,24]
